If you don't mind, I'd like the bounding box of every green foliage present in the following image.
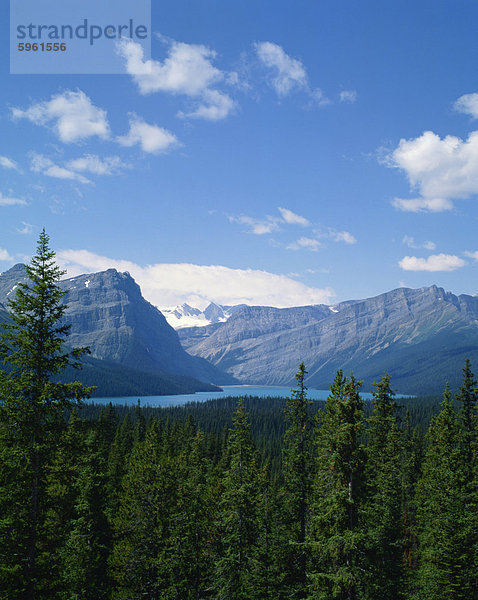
[213,399,262,600]
[281,362,313,598]
[415,385,471,599]
[309,371,365,600]
[363,375,403,599]
[0,230,92,599]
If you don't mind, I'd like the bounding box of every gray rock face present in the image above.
[179,286,478,393]
[0,266,231,385]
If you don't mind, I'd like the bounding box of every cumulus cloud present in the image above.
[278,207,309,226]
[388,130,478,212]
[339,90,357,103]
[178,89,236,121]
[0,192,27,206]
[66,155,127,175]
[0,156,20,171]
[402,235,436,250]
[287,236,322,251]
[117,115,179,154]
[398,253,466,272]
[12,90,110,143]
[255,41,308,97]
[464,250,478,261]
[30,154,92,184]
[57,249,335,308]
[117,38,235,121]
[0,248,13,261]
[454,93,478,119]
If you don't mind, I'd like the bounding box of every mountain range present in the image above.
[1,263,477,395]
[178,286,478,394]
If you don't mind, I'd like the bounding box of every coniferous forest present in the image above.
[1,233,478,600]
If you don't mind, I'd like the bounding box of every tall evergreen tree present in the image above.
[363,375,403,599]
[401,410,423,587]
[415,385,470,600]
[281,362,313,598]
[454,360,478,596]
[109,420,177,599]
[213,399,261,600]
[0,230,91,599]
[309,370,365,600]
[59,429,110,600]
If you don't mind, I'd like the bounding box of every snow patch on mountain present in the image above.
[161,302,245,329]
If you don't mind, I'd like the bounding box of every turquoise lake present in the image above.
[91,385,375,407]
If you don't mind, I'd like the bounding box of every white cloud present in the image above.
[12,90,110,143]
[58,249,335,308]
[278,207,310,226]
[339,90,357,103]
[117,116,179,154]
[30,154,91,184]
[117,38,235,121]
[0,192,26,206]
[388,130,478,212]
[287,236,322,251]
[255,41,308,97]
[454,93,478,119]
[66,155,127,175]
[0,248,13,261]
[230,206,311,235]
[0,156,20,171]
[398,253,466,272]
[391,197,453,213]
[228,215,280,235]
[17,221,33,235]
[178,89,236,121]
[332,231,357,244]
[464,250,478,261]
[402,235,436,250]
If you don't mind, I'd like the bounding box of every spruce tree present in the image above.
[281,362,313,598]
[415,385,470,599]
[213,399,261,600]
[308,370,365,600]
[363,374,403,599]
[0,230,92,599]
[454,360,478,595]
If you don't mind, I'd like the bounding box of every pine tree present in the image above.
[0,230,92,599]
[281,362,313,598]
[213,399,261,600]
[167,430,218,599]
[363,374,403,599]
[401,411,423,588]
[415,385,470,599]
[454,360,478,595]
[59,429,110,600]
[109,420,178,599]
[308,370,365,600]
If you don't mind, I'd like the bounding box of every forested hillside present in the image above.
[1,232,477,599]
[1,364,477,599]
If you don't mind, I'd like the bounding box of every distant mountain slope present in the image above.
[179,286,478,394]
[0,265,232,394]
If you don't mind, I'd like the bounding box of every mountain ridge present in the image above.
[178,284,478,394]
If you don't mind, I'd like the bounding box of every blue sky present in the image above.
[1,0,478,309]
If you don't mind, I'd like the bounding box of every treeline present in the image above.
[1,361,477,599]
